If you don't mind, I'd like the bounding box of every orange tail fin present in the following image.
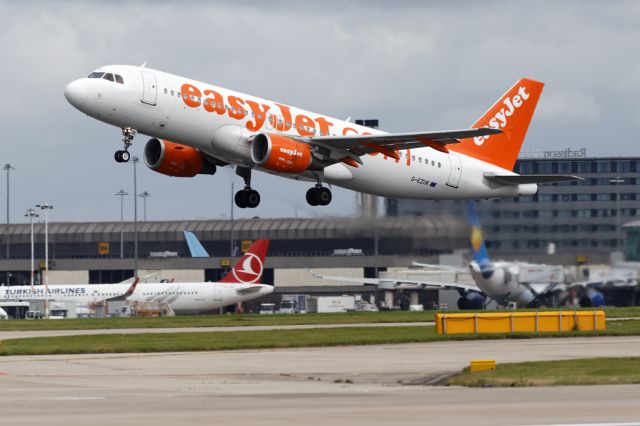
[219,240,269,284]
[450,78,544,171]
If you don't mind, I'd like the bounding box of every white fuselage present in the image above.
[469,261,535,305]
[64,65,537,199]
[0,282,273,314]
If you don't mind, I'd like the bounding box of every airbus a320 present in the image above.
[64,65,579,208]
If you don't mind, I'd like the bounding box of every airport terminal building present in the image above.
[0,215,466,287]
[386,149,640,264]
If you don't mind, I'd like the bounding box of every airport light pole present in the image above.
[139,191,151,221]
[132,157,139,277]
[36,203,53,319]
[4,163,14,285]
[24,208,39,289]
[230,182,234,258]
[114,190,128,259]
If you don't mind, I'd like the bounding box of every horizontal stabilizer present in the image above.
[484,174,583,185]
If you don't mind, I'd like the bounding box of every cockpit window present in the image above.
[88,72,104,78]
[115,74,124,84]
[103,73,115,82]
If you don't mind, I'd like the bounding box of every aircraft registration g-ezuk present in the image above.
[64,66,580,208]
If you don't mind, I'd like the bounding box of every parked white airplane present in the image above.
[64,65,579,208]
[0,240,273,315]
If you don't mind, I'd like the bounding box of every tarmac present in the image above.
[0,335,639,425]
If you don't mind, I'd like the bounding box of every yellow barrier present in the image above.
[435,310,605,335]
[469,360,496,372]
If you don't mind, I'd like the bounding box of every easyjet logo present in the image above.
[279,147,303,157]
[474,86,530,146]
[181,83,335,137]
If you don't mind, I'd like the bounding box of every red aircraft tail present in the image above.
[219,240,270,284]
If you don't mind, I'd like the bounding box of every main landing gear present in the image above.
[115,127,136,163]
[234,167,260,209]
[306,184,332,206]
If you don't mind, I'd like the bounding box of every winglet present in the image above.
[219,240,270,284]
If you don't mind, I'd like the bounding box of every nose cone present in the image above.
[64,79,86,108]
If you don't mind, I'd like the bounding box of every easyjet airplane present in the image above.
[64,65,579,208]
[0,239,273,315]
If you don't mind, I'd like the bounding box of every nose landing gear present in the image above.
[306,184,332,206]
[115,127,136,163]
[234,166,261,209]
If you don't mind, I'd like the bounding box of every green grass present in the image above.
[0,306,637,332]
[447,357,640,387]
[1,319,640,357]
[0,311,436,331]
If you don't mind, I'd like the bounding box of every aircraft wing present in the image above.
[300,128,502,164]
[106,277,140,301]
[411,262,464,272]
[308,269,480,292]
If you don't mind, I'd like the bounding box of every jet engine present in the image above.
[580,288,605,307]
[457,292,485,310]
[250,133,322,173]
[144,138,216,177]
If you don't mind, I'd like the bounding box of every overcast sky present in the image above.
[1,0,639,224]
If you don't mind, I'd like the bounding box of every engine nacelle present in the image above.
[144,138,215,177]
[250,133,320,173]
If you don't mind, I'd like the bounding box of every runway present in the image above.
[1,336,639,425]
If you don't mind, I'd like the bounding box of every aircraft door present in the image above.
[446,154,462,188]
[141,71,158,105]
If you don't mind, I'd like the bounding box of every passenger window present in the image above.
[103,73,114,82]
[88,72,105,78]
[164,88,167,94]
[418,157,422,163]
[438,162,441,168]
[412,155,415,161]
[115,75,124,84]
[431,161,435,166]
[171,90,174,96]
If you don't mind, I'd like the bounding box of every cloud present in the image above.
[536,90,601,123]
[1,0,640,222]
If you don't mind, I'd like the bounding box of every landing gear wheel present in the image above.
[306,188,319,206]
[114,127,136,163]
[235,190,248,208]
[306,186,332,206]
[316,187,332,206]
[235,189,260,209]
[114,150,131,163]
[246,190,260,208]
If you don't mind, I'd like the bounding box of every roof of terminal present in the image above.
[6,216,467,243]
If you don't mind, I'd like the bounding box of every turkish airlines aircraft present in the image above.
[0,240,273,315]
[64,65,579,208]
